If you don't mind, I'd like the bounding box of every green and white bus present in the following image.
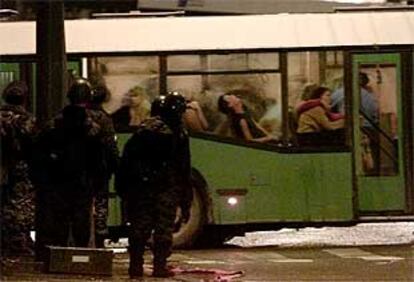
[1,10,414,247]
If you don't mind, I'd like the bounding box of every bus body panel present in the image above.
[190,138,354,224]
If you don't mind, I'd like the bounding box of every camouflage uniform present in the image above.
[116,116,192,277]
[0,104,37,257]
[32,105,104,261]
[88,105,119,247]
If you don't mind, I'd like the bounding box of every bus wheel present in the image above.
[173,187,206,249]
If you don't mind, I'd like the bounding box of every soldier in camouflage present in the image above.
[32,78,105,261]
[116,92,193,278]
[0,81,37,257]
[88,85,119,248]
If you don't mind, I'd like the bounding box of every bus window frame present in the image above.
[79,46,411,154]
[81,49,351,152]
[163,51,283,144]
[283,49,349,151]
[160,49,351,152]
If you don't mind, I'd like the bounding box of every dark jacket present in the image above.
[32,105,103,196]
[116,116,193,208]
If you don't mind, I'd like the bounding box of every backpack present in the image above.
[134,128,172,184]
[116,118,174,194]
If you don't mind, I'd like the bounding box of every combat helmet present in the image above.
[153,91,187,127]
[67,78,92,105]
[164,91,186,114]
[2,81,28,105]
[150,95,166,117]
[91,85,110,105]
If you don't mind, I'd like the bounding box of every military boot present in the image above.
[128,246,144,278]
[153,240,174,277]
[95,234,105,249]
[152,257,174,278]
[9,233,34,257]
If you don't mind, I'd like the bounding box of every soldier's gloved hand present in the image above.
[180,205,191,224]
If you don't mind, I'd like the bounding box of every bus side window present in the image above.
[287,50,345,149]
[295,86,345,146]
[216,90,278,143]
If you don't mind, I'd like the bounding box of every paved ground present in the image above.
[2,244,413,281]
[2,222,414,281]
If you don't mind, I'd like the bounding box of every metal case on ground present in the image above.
[47,246,113,276]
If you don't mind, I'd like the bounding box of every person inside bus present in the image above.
[182,96,209,132]
[331,72,378,124]
[217,91,277,143]
[296,86,345,146]
[295,83,319,112]
[111,85,151,132]
[291,83,319,128]
[331,72,380,173]
[287,83,319,144]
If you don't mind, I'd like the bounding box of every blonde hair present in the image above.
[122,85,149,106]
[128,86,147,97]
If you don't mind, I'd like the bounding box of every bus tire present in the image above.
[172,186,207,249]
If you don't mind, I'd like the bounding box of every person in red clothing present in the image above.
[296,86,345,146]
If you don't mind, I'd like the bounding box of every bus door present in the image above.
[352,53,407,215]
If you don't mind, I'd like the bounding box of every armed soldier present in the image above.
[0,81,37,257]
[116,92,193,278]
[88,85,119,248]
[33,78,104,261]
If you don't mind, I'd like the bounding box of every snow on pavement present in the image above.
[227,222,414,248]
[103,222,414,252]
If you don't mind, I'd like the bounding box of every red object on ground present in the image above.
[170,266,244,281]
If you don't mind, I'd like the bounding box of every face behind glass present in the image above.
[128,92,144,106]
[321,90,332,106]
[225,94,242,110]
